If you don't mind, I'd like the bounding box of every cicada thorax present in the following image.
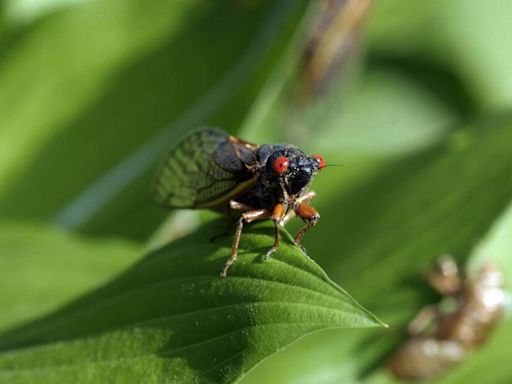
[212,138,257,174]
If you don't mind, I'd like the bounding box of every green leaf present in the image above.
[0,221,141,333]
[0,221,382,384]
[3,0,87,25]
[469,199,512,277]
[367,0,512,111]
[308,68,454,156]
[241,114,512,383]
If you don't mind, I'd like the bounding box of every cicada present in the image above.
[388,256,506,381]
[153,127,325,277]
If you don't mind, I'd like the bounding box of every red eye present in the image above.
[312,154,325,169]
[273,156,289,174]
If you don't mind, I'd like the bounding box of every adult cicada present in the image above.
[153,127,325,277]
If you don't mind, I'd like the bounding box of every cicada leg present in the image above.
[220,208,272,277]
[293,200,320,254]
[282,191,316,225]
[264,203,288,261]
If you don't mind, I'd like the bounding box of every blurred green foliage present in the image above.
[1,0,512,383]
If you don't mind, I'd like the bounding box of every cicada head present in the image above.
[257,145,325,196]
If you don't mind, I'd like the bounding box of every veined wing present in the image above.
[153,127,258,209]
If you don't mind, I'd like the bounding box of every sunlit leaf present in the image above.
[367,0,512,111]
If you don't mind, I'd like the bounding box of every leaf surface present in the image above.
[0,222,382,384]
[0,221,141,333]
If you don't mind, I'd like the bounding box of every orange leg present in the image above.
[220,208,272,277]
[264,203,288,261]
[293,201,320,254]
[282,191,316,224]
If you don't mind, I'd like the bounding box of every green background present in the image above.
[1,0,511,383]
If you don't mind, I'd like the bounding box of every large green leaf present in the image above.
[0,0,309,240]
[0,221,382,383]
[308,68,454,156]
[0,0,196,191]
[241,114,512,383]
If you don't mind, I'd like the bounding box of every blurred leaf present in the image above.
[0,0,310,241]
[469,199,512,277]
[0,0,195,191]
[3,0,89,25]
[0,221,141,332]
[0,222,382,384]
[240,46,455,157]
[241,113,512,383]
[308,68,454,156]
[367,0,512,111]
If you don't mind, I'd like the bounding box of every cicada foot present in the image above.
[264,247,276,262]
[295,243,309,257]
[293,201,319,258]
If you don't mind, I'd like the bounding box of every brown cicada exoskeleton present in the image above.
[388,255,507,381]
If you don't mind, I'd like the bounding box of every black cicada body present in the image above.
[153,127,325,276]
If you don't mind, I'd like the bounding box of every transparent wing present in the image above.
[153,128,257,209]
